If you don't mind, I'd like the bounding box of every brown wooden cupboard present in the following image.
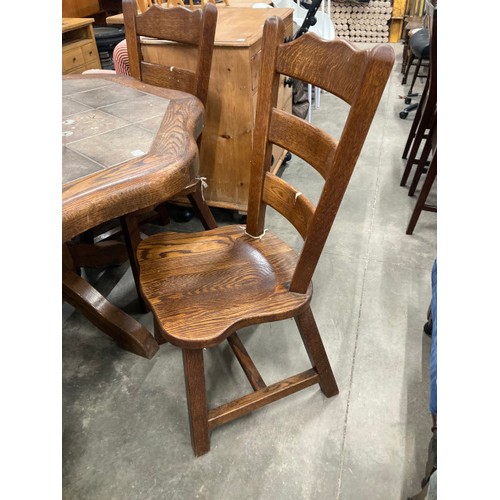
[62,18,101,74]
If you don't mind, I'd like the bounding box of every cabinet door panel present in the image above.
[82,42,99,65]
[63,46,85,73]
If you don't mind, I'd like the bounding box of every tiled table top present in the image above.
[62,78,170,184]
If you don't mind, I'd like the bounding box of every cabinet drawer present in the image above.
[63,46,85,72]
[82,42,99,65]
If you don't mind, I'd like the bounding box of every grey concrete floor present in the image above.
[62,43,437,499]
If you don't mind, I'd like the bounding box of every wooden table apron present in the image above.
[62,74,204,359]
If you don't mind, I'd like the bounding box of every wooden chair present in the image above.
[136,15,394,456]
[120,0,219,307]
[400,2,436,189]
[124,0,217,109]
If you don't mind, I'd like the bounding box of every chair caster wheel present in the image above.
[399,111,408,119]
[175,207,195,222]
[284,151,292,163]
[405,97,412,104]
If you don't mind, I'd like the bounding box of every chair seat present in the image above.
[409,28,430,59]
[137,225,312,349]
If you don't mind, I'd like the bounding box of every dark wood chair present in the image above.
[400,2,436,188]
[402,4,437,235]
[406,147,437,235]
[135,15,394,456]
[118,0,219,307]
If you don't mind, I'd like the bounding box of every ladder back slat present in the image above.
[262,173,314,240]
[269,108,337,180]
[276,35,371,105]
[135,5,202,45]
[141,62,196,95]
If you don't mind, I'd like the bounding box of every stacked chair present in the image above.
[401,1,436,235]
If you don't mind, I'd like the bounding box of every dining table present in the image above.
[62,73,204,359]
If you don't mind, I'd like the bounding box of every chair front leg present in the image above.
[182,348,210,456]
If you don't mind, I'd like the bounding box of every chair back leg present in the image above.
[406,150,437,235]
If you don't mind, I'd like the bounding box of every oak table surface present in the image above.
[62,73,204,358]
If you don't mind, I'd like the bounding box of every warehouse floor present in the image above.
[62,42,437,499]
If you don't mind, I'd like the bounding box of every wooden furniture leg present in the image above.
[402,76,429,160]
[295,306,339,397]
[186,185,218,230]
[66,239,129,269]
[408,120,435,196]
[120,214,148,312]
[401,106,435,187]
[401,51,414,85]
[406,151,437,235]
[227,332,267,390]
[182,348,210,456]
[62,245,159,359]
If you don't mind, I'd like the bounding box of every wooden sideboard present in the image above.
[62,18,102,74]
[109,6,294,213]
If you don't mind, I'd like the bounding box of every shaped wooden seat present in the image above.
[139,225,312,348]
[137,16,394,456]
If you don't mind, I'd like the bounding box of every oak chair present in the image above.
[120,0,219,307]
[136,16,394,456]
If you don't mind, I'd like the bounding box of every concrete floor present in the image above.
[62,43,437,499]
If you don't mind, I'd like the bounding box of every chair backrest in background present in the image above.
[123,0,218,106]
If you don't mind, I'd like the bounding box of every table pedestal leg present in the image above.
[62,256,159,359]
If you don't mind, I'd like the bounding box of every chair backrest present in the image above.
[123,0,218,107]
[246,16,394,293]
[136,0,166,13]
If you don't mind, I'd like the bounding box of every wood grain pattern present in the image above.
[207,369,319,429]
[182,349,210,456]
[262,173,314,240]
[135,5,202,44]
[138,225,311,349]
[268,108,336,180]
[123,0,218,107]
[226,333,266,390]
[62,256,159,359]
